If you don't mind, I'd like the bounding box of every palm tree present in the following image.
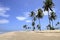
[43,0,54,30]
[32,21,35,31]
[46,24,55,30]
[37,24,41,30]
[27,27,31,29]
[50,11,57,28]
[46,24,50,30]
[30,11,36,31]
[36,9,44,30]
[23,25,27,30]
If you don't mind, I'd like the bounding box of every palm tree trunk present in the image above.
[32,19,34,31]
[32,23,35,31]
[32,26,34,31]
[39,19,41,30]
[32,20,35,31]
[48,10,51,30]
[52,20,53,27]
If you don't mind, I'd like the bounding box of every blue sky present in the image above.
[0,0,60,33]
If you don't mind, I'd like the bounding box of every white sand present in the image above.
[0,30,60,40]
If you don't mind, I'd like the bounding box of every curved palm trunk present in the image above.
[32,22,35,31]
[52,20,53,27]
[48,10,51,30]
[32,20,35,31]
[50,20,55,30]
[39,19,41,30]
[52,20,55,30]
[32,26,35,31]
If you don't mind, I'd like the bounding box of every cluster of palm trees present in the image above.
[43,0,55,30]
[23,0,60,31]
[29,8,44,31]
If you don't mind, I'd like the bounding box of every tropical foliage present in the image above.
[23,25,27,29]
[30,11,36,31]
[36,9,44,30]
[43,0,55,30]
[50,11,57,28]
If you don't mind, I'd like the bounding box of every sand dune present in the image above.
[0,30,60,40]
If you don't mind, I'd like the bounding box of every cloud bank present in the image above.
[16,16,27,21]
[0,19,9,24]
[0,7,10,17]
[0,6,10,24]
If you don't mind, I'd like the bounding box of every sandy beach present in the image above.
[0,30,60,40]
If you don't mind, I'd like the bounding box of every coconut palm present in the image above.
[23,25,27,30]
[43,0,54,30]
[36,9,44,30]
[27,27,31,29]
[37,24,41,30]
[32,21,35,31]
[30,11,36,31]
[46,24,50,30]
[50,11,57,28]
[46,24,55,30]
[43,0,54,11]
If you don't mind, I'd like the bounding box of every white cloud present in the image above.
[16,11,32,23]
[0,19,9,24]
[16,16,27,21]
[0,7,10,17]
[16,16,31,23]
[0,7,10,11]
[26,20,31,23]
[16,12,30,21]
